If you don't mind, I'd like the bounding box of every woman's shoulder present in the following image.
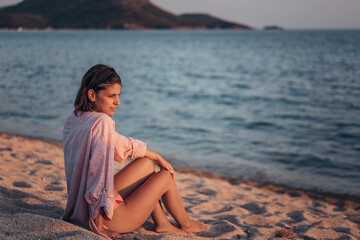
[94,112,114,126]
[89,113,116,137]
[73,111,113,121]
[65,111,114,130]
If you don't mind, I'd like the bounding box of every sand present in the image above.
[0,132,359,240]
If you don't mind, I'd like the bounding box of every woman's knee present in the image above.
[135,157,155,173]
[154,170,175,192]
[156,170,173,183]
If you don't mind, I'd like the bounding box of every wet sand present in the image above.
[0,132,359,239]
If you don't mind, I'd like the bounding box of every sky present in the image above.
[1,0,360,29]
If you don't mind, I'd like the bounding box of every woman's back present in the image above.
[62,111,116,227]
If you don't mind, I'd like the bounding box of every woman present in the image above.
[61,64,206,239]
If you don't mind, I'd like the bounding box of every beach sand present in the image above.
[0,132,359,240]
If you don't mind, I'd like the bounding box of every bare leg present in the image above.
[111,158,189,235]
[158,174,206,233]
[104,167,206,233]
[152,201,190,235]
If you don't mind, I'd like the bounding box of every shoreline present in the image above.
[0,131,360,205]
[2,131,360,205]
[1,132,359,239]
[175,168,360,207]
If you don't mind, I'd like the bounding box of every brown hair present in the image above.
[74,64,122,116]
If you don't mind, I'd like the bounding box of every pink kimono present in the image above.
[61,111,147,238]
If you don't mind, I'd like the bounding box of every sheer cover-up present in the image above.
[61,111,146,238]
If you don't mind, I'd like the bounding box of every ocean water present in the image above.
[1,30,359,196]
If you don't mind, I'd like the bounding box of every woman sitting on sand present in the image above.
[61,64,206,239]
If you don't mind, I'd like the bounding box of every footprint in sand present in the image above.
[45,181,64,191]
[240,202,266,215]
[198,188,217,197]
[13,181,32,188]
[215,215,241,227]
[333,227,351,234]
[346,215,360,224]
[286,210,305,223]
[333,206,347,212]
[25,153,37,159]
[287,191,301,197]
[0,147,12,152]
[35,160,53,165]
[275,229,297,239]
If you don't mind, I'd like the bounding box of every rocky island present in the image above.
[0,0,251,30]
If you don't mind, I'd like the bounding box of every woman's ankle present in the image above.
[155,223,191,236]
[180,218,207,233]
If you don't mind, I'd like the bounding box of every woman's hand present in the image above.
[145,149,175,178]
[154,155,175,178]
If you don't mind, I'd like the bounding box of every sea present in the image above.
[0,29,359,196]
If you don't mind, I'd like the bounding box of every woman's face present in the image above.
[88,83,121,117]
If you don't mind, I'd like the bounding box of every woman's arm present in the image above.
[145,149,175,178]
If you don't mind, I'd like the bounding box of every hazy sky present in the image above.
[1,0,360,29]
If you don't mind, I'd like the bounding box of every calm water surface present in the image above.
[0,30,359,195]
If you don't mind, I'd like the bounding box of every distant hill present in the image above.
[0,0,252,29]
[180,14,250,29]
[263,25,284,30]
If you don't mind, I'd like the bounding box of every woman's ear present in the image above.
[88,89,96,102]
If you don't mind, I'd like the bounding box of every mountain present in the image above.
[180,13,250,29]
[0,0,252,29]
[263,25,284,30]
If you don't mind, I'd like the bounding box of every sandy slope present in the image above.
[0,132,359,240]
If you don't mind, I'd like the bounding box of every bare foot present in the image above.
[181,219,207,233]
[155,223,191,236]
